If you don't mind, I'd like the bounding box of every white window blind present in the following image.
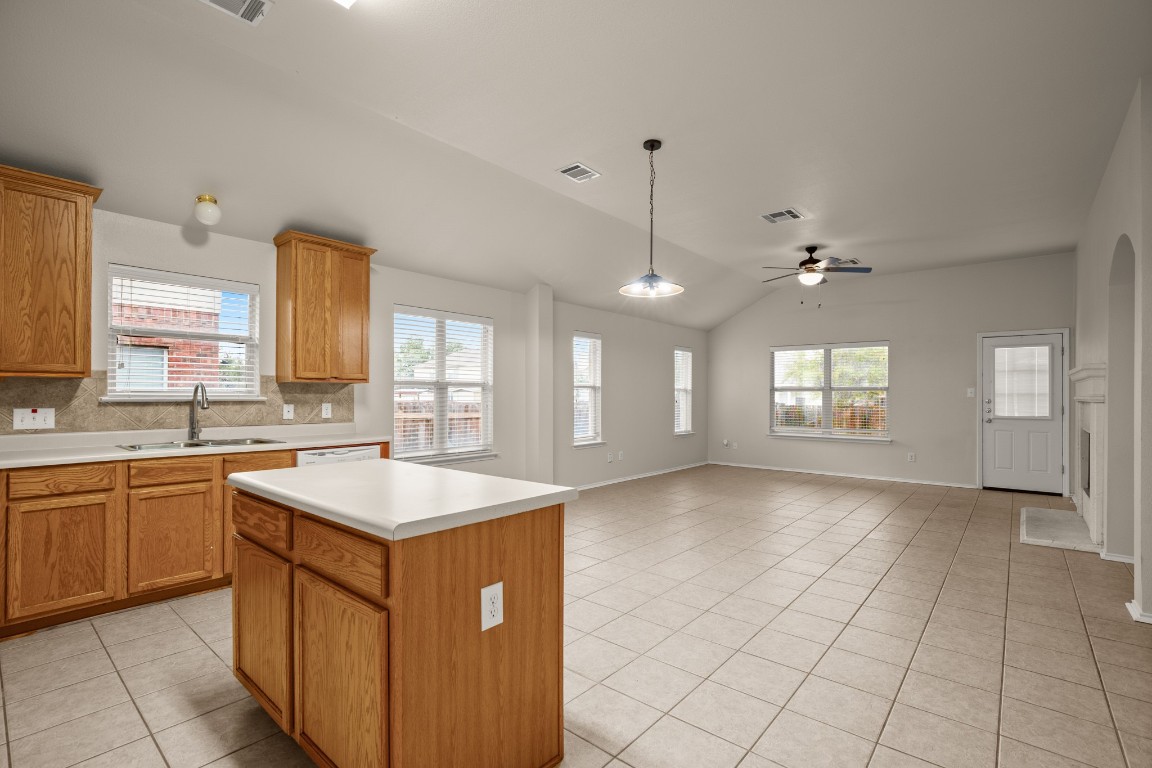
[573,333,602,444]
[674,347,693,434]
[771,342,889,438]
[393,306,494,460]
[106,265,260,400]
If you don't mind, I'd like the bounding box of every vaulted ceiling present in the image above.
[2,0,1149,328]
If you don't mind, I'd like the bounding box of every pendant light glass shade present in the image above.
[797,271,824,286]
[620,139,683,298]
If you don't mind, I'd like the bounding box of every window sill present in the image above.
[768,431,892,444]
[573,441,606,449]
[398,451,499,466]
[674,431,696,437]
[100,395,268,403]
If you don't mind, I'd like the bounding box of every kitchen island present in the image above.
[227,459,577,768]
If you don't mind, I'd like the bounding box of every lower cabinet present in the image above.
[222,450,294,576]
[233,536,293,732]
[127,482,215,594]
[294,567,388,768]
[7,492,119,620]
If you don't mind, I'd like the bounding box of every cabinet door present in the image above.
[0,180,92,375]
[127,482,215,594]
[233,536,293,732]
[7,493,118,620]
[295,568,388,768]
[222,451,294,574]
[292,243,332,380]
[330,249,370,382]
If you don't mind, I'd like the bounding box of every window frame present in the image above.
[572,332,603,447]
[674,346,693,435]
[769,341,890,441]
[103,264,262,402]
[392,305,495,463]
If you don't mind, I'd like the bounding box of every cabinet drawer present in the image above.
[8,462,118,499]
[233,492,292,554]
[129,456,215,487]
[295,516,388,601]
[223,450,294,477]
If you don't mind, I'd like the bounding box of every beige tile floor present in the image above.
[0,464,1147,767]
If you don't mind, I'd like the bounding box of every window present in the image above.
[573,332,602,445]
[770,342,889,438]
[674,347,693,434]
[106,265,260,400]
[994,345,1051,418]
[393,306,493,460]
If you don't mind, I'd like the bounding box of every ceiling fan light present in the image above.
[797,271,824,286]
[619,270,685,297]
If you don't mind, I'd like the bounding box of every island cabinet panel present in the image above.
[294,567,388,768]
[389,505,563,768]
[294,516,388,601]
[223,451,294,574]
[7,492,118,620]
[127,482,215,594]
[233,536,293,733]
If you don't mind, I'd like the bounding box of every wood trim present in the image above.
[129,455,215,487]
[0,164,102,200]
[273,230,375,257]
[8,462,118,499]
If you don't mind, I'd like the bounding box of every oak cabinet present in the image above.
[222,450,294,575]
[0,164,101,378]
[127,482,216,594]
[233,536,294,732]
[274,230,374,384]
[294,567,388,768]
[7,492,119,620]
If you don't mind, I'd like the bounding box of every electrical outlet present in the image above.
[13,408,54,430]
[321,402,332,419]
[607,451,614,463]
[907,452,916,462]
[282,404,295,420]
[722,439,730,448]
[618,451,624,461]
[480,581,503,631]
[731,441,738,449]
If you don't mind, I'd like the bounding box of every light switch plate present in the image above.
[321,402,332,419]
[282,404,295,420]
[13,408,54,430]
[480,581,504,631]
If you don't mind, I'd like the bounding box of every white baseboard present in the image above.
[1101,551,1136,564]
[576,462,708,491]
[1127,600,1152,624]
[707,460,979,489]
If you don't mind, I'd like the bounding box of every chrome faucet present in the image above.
[188,382,210,441]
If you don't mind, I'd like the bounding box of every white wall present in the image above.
[708,253,1076,487]
[553,302,708,488]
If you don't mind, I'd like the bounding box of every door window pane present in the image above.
[994,345,1050,417]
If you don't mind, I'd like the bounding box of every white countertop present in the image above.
[227,459,578,541]
[0,431,392,469]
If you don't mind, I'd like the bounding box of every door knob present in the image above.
[985,408,991,413]
[984,398,991,404]
[985,418,992,423]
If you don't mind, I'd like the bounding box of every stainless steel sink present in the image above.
[118,438,285,451]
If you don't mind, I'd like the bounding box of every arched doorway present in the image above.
[1105,234,1136,559]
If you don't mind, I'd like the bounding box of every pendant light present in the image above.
[619,139,684,297]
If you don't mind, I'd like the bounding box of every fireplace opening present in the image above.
[1081,429,1091,496]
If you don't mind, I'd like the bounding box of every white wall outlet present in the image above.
[480,581,504,631]
[618,451,624,461]
[607,451,614,463]
[13,408,54,430]
[282,404,295,420]
[731,441,738,449]
[966,387,976,398]
[321,402,332,419]
[907,452,917,462]
[722,439,730,448]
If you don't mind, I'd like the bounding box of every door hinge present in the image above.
[1061,465,1065,474]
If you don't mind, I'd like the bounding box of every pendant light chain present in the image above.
[649,149,656,273]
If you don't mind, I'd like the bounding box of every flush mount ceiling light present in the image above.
[331,0,357,7]
[193,194,222,226]
[619,139,684,298]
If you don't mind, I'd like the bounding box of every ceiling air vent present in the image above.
[197,0,271,26]
[760,207,807,224]
[558,163,601,183]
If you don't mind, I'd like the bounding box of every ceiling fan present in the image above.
[762,245,872,286]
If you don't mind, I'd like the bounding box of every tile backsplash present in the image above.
[0,373,354,435]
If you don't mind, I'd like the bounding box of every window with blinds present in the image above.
[573,332,602,445]
[771,342,889,438]
[106,265,260,400]
[393,306,494,460]
[674,347,693,434]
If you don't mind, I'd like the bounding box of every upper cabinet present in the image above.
[0,165,101,378]
[274,230,374,383]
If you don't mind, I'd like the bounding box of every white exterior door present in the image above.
[981,333,1064,493]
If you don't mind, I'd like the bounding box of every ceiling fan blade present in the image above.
[814,257,840,269]
[762,273,799,283]
[822,266,872,273]
[761,265,800,270]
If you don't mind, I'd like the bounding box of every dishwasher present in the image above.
[296,445,381,465]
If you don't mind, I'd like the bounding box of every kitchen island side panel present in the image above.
[389,504,564,768]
